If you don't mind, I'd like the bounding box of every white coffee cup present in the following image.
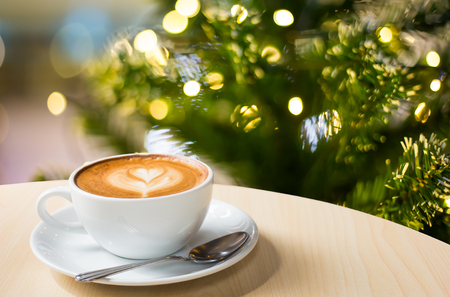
[36,153,214,259]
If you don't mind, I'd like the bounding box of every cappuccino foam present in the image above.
[75,155,208,198]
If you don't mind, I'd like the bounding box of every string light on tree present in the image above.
[273,10,294,27]
[133,30,157,52]
[414,102,431,123]
[205,72,224,90]
[83,0,450,243]
[183,80,201,96]
[163,11,188,34]
[430,79,441,92]
[288,97,303,115]
[175,0,200,18]
[231,5,248,24]
[378,27,393,43]
[261,45,281,64]
[426,51,440,67]
[149,99,169,120]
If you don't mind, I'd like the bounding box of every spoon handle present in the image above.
[75,255,188,282]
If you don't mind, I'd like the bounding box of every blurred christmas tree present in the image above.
[78,0,450,242]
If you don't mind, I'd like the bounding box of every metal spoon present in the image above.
[75,231,249,282]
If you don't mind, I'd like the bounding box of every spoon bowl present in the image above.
[189,232,249,263]
[75,232,249,282]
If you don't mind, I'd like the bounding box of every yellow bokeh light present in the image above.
[175,0,200,18]
[288,97,303,115]
[237,9,248,24]
[430,79,441,92]
[47,92,67,116]
[232,105,261,132]
[210,83,223,90]
[414,102,431,123]
[273,10,294,27]
[149,99,169,120]
[133,30,157,52]
[231,5,248,24]
[379,27,393,43]
[205,72,224,90]
[254,68,265,79]
[163,10,188,34]
[426,51,440,67]
[183,80,201,96]
[231,5,240,16]
[446,198,450,207]
[261,46,281,64]
[242,105,258,117]
[244,117,261,132]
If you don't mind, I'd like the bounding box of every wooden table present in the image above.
[1,181,450,296]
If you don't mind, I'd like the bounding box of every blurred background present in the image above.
[2,0,450,242]
[0,0,158,183]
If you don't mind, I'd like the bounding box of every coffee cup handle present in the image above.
[37,186,84,232]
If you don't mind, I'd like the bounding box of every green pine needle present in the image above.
[347,134,450,231]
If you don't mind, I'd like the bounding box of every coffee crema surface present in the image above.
[75,155,208,198]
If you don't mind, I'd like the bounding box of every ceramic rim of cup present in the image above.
[69,153,214,201]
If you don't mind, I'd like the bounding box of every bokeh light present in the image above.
[134,30,158,52]
[47,92,67,116]
[149,99,169,120]
[231,105,261,132]
[163,10,188,34]
[288,97,303,115]
[254,68,265,79]
[430,79,441,92]
[426,51,440,67]
[244,118,261,132]
[231,5,248,24]
[175,0,200,18]
[261,46,281,64]
[231,5,240,16]
[378,27,393,43]
[183,80,201,96]
[414,102,431,123]
[205,72,224,90]
[273,10,294,27]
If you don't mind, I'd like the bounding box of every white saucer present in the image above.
[30,199,258,286]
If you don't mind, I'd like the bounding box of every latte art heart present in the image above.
[130,168,164,184]
[107,167,182,197]
[75,155,208,198]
